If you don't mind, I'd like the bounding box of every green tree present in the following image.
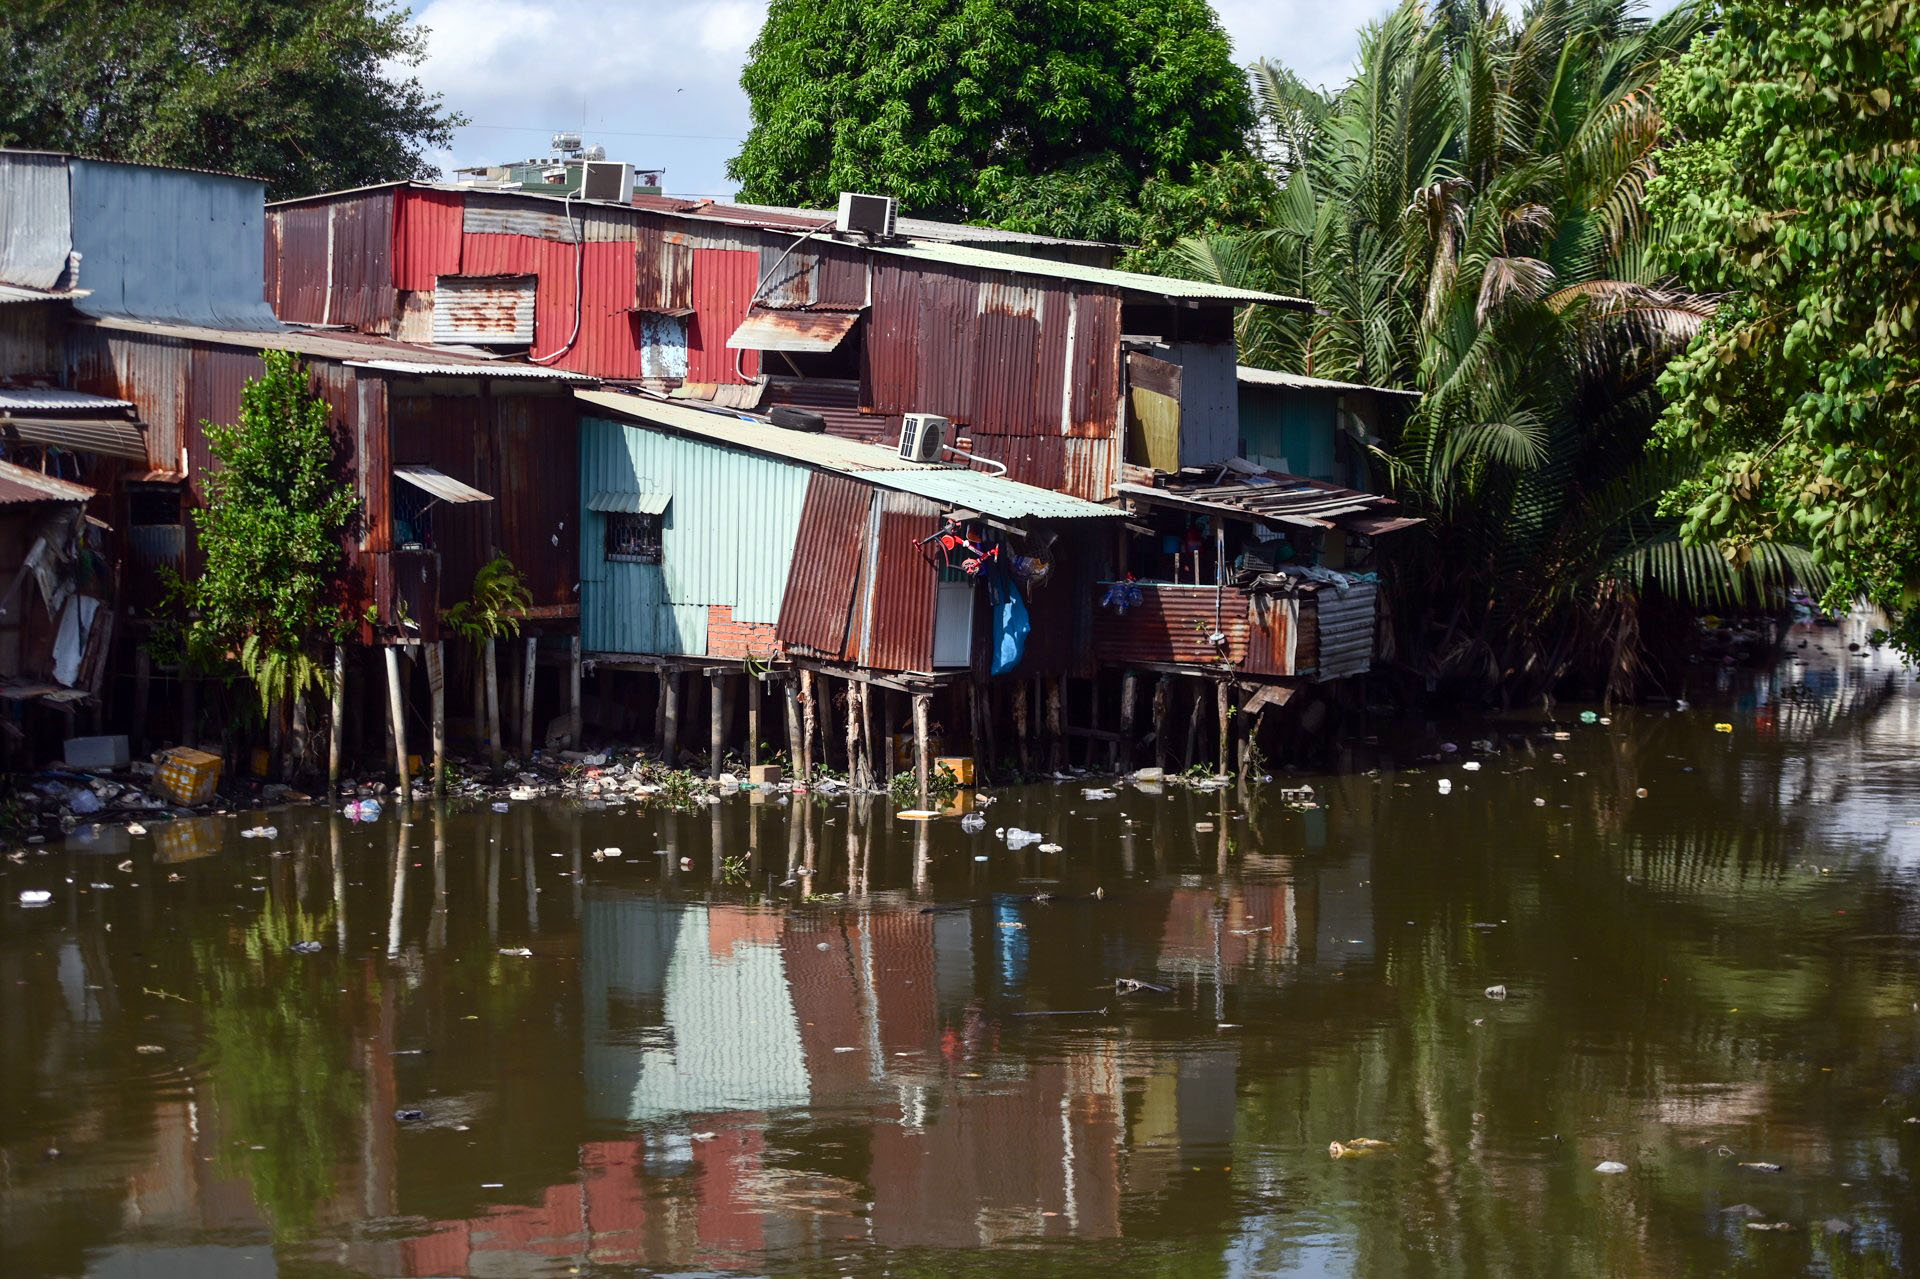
[444,554,531,765]
[1167,0,1818,703]
[0,0,461,199]
[727,0,1254,241]
[1650,0,1920,652]
[181,350,357,720]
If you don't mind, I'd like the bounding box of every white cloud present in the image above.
[405,0,1692,200]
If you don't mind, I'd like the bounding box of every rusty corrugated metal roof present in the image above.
[575,389,1121,523]
[872,239,1311,307]
[1120,464,1419,534]
[776,472,869,656]
[1237,365,1421,399]
[0,459,93,505]
[726,306,859,352]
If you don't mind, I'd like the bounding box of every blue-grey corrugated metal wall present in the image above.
[1238,384,1338,481]
[67,159,280,330]
[0,152,73,290]
[578,416,810,655]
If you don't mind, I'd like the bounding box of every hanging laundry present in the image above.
[987,564,1030,675]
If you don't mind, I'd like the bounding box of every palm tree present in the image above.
[1175,0,1818,703]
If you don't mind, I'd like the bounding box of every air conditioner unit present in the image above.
[580,160,635,203]
[837,191,897,238]
[898,413,949,463]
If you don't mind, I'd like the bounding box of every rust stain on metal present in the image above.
[1091,582,1250,668]
[490,392,580,609]
[866,496,940,673]
[727,306,859,353]
[1243,593,1297,677]
[777,472,869,655]
[635,227,693,313]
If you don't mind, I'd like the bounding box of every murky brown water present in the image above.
[5,627,1920,1277]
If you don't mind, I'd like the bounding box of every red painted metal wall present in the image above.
[687,247,759,384]
[461,234,641,378]
[392,187,464,291]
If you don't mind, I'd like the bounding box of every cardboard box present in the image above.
[748,764,783,786]
[155,748,222,806]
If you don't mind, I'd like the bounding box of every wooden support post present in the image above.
[519,634,537,758]
[800,669,818,781]
[662,670,682,764]
[1185,680,1205,770]
[329,644,345,793]
[845,678,866,790]
[567,635,582,749]
[1013,680,1030,775]
[1216,678,1231,776]
[747,674,761,769]
[1153,674,1171,771]
[483,638,503,766]
[913,691,933,805]
[132,647,151,755]
[1045,676,1065,773]
[1119,670,1138,771]
[1087,674,1102,771]
[709,670,726,779]
[426,640,447,796]
[289,689,309,781]
[652,668,667,750]
[384,645,411,797]
[784,677,803,777]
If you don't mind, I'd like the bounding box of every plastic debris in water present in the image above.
[1714,722,1734,733]
[498,947,532,958]
[960,812,985,832]
[1462,761,1481,771]
[1437,778,1452,794]
[1038,842,1063,853]
[1004,828,1043,850]
[1485,984,1508,1000]
[343,799,382,822]
[240,825,277,839]
[590,847,621,861]
[288,941,323,955]
[1579,710,1599,724]
[1594,1160,1629,1175]
[1739,1161,1783,1173]
[18,890,52,906]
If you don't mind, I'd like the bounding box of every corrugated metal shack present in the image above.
[1092,464,1423,774]
[1234,366,1420,490]
[263,182,1306,501]
[576,389,1122,788]
[0,149,595,778]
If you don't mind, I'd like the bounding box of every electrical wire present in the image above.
[529,188,585,365]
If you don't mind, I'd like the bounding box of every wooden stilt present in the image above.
[913,691,933,804]
[1216,678,1231,776]
[709,670,725,779]
[845,678,866,790]
[133,647,151,755]
[567,635,582,749]
[426,640,447,795]
[747,673,761,768]
[1119,670,1138,771]
[1184,680,1204,770]
[290,689,309,781]
[800,669,818,781]
[1013,680,1030,775]
[662,669,682,764]
[384,645,411,797]
[784,678,803,777]
[519,634,537,757]
[329,644,346,793]
[1087,673,1102,771]
[1153,674,1171,771]
[1045,676,1065,773]
[483,638,503,765]
[652,668,667,751]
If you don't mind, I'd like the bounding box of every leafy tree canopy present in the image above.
[727,0,1254,241]
[1650,0,1920,650]
[180,350,358,710]
[0,0,461,199]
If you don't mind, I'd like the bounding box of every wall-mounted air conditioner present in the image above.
[898,413,949,463]
[837,191,897,238]
[580,160,635,203]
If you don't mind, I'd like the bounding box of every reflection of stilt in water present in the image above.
[802,795,817,881]
[710,803,724,885]
[570,812,584,920]
[913,812,931,894]
[786,799,802,880]
[663,811,679,882]
[848,796,866,897]
[331,815,347,949]
[1211,899,1226,1024]
[486,813,501,943]
[430,802,448,952]
[521,804,539,933]
[387,818,408,958]
[1216,793,1230,878]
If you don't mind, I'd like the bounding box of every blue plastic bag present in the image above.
[988,567,1030,675]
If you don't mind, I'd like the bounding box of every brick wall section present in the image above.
[706,606,782,660]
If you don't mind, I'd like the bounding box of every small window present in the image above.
[129,484,183,527]
[393,480,435,548]
[605,512,662,564]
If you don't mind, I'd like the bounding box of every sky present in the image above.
[404,0,1679,201]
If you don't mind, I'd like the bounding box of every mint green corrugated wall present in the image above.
[1238,385,1338,481]
[578,416,812,655]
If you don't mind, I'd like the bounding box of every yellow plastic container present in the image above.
[934,756,975,786]
[156,748,223,806]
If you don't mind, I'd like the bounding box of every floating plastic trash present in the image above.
[960,812,986,832]
[1003,828,1043,850]
[1714,722,1734,733]
[18,890,52,906]
[343,799,382,822]
[1594,1160,1629,1175]
[1437,778,1452,794]
[240,825,277,839]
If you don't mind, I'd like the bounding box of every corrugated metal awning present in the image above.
[726,306,861,352]
[0,285,88,305]
[587,490,671,515]
[344,358,593,382]
[0,459,93,505]
[394,464,493,504]
[0,416,146,460]
[0,387,134,412]
[433,275,535,345]
[1237,365,1422,399]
